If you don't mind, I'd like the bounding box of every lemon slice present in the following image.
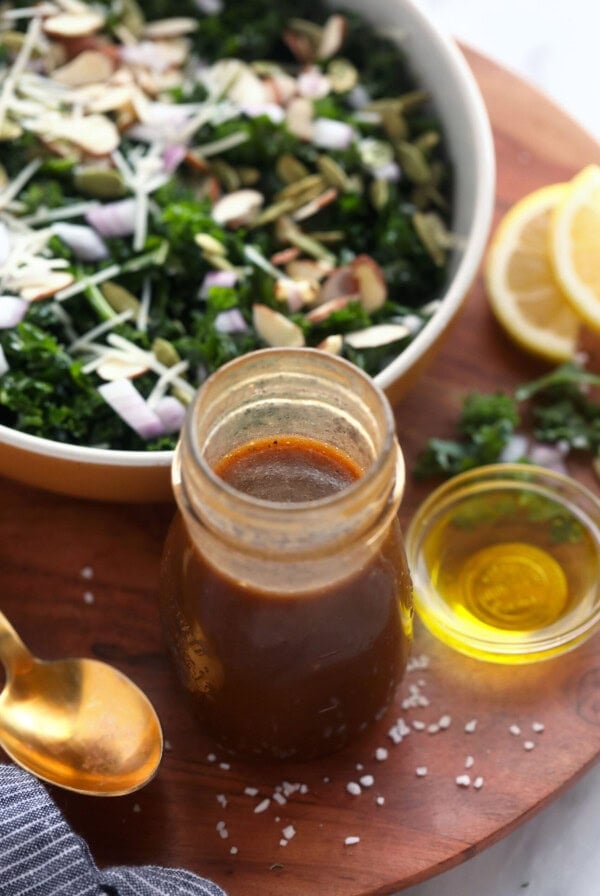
[550,164,600,332]
[485,184,581,362]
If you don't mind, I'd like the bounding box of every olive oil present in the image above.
[407,468,600,663]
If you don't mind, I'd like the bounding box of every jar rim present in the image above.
[181,347,401,516]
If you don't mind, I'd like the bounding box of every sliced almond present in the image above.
[344,323,410,349]
[351,255,387,313]
[253,304,305,347]
[285,258,333,282]
[318,15,346,60]
[318,266,358,304]
[86,85,134,114]
[262,70,297,106]
[274,278,319,311]
[19,271,75,302]
[211,190,263,228]
[56,114,120,155]
[270,246,301,266]
[305,296,353,324]
[96,351,149,381]
[286,97,314,141]
[43,11,105,39]
[292,187,338,222]
[317,334,343,355]
[282,29,315,64]
[52,49,114,87]
[142,17,198,39]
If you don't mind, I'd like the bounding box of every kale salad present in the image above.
[0,0,454,450]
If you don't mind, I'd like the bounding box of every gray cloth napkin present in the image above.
[0,765,226,896]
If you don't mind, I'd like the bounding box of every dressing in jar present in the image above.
[159,348,413,759]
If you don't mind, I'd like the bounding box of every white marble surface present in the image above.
[400,3,599,894]
[418,0,600,142]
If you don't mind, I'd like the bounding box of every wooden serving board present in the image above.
[1,49,600,895]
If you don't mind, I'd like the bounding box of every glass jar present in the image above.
[159,348,413,760]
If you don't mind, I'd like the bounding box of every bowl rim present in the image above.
[0,0,495,471]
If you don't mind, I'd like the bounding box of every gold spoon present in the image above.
[0,610,163,796]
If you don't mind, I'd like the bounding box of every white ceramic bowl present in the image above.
[0,0,495,502]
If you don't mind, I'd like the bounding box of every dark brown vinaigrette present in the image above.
[160,435,411,759]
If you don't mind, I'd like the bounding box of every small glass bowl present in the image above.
[405,464,600,664]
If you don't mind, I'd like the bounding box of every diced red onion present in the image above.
[120,42,171,73]
[153,395,187,434]
[85,199,137,239]
[98,379,165,439]
[0,344,8,377]
[297,68,331,100]
[528,442,569,475]
[214,308,248,334]
[162,144,187,174]
[52,222,109,262]
[0,222,9,266]
[200,270,239,298]
[194,0,223,12]
[499,433,530,463]
[376,161,401,182]
[0,295,28,329]
[311,118,355,150]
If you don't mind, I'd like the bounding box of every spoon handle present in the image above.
[0,611,34,680]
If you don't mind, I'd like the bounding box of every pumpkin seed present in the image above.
[203,252,238,271]
[194,233,226,256]
[327,58,358,93]
[276,174,326,201]
[276,217,336,265]
[171,384,193,406]
[309,230,344,244]
[411,183,448,212]
[101,281,141,314]
[237,166,261,186]
[276,153,310,185]
[74,166,127,199]
[380,109,408,142]
[152,337,181,367]
[369,179,389,210]
[120,0,146,37]
[210,159,240,192]
[0,164,7,191]
[317,154,351,191]
[413,211,449,267]
[395,141,431,185]
[414,130,440,154]
[249,199,295,228]
[397,89,430,112]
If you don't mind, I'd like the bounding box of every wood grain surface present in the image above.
[1,48,600,896]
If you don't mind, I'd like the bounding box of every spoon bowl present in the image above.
[0,611,163,796]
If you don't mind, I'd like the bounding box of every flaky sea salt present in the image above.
[254,798,271,813]
[346,782,362,796]
[359,775,374,788]
[438,714,452,729]
[230,846,238,855]
[465,755,475,769]
[83,591,95,604]
[415,767,428,777]
[344,836,360,846]
[455,774,471,787]
[509,724,521,736]
[464,719,477,733]
[216,794,227,808]
[282,825,296,840]
[80,565,94,579]
[244,786,259,797]
[375,747,388,761]
[524,740,535,751]
[532,721,545,733]
[376,796,385,806]
[473,776,484,789]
